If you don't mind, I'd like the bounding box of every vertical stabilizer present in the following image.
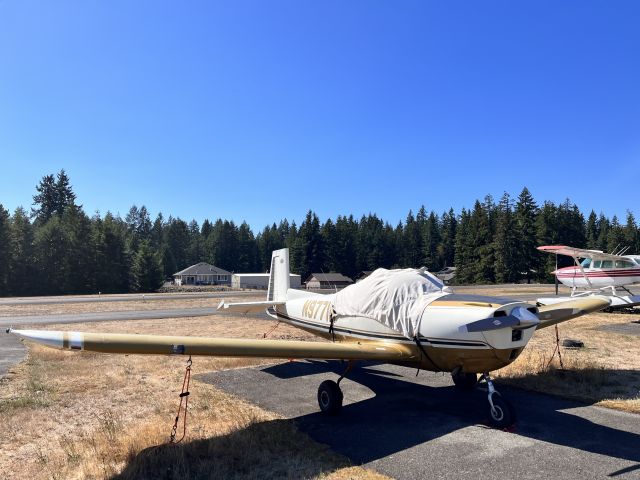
[267,248,290,302]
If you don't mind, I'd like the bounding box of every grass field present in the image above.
[0,288,638,479]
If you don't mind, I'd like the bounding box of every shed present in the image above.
[305,273,354,290]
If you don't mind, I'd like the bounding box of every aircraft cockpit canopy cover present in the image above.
[333,268,449,339]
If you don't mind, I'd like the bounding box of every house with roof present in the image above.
[305,273,353,290]
[173,262,231,286]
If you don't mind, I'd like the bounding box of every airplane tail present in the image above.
[217,248,290,313]
[267,248,290,302]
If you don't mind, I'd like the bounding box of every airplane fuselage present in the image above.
[273,289,536,374]
[554,265,640,289]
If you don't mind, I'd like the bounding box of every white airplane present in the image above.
[9,248,609,428]
[537,245,640,308]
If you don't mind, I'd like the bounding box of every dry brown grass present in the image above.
[0,315,388,480]
[495,310,640,413]
[455,284,572,296]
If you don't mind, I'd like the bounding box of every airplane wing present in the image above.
[536,296,610,329]
[537,245,628,261]
[8,329,417,362]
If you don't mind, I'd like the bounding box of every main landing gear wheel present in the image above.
[451,371,478,390]
[317,380,343,414]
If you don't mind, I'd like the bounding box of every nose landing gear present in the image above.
[479,372,516,428]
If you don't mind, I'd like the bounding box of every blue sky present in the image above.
[1,1,639,230]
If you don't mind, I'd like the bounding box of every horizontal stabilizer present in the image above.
[8,328,416,362]
[217,300,284,314]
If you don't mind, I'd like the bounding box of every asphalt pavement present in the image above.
[200,361,640,480]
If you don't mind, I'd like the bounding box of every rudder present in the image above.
[267,248,290,302]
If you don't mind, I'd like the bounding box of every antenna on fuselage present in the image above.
[616,245,631,256]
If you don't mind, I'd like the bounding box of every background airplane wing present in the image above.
[536,296,610,329]
[537,245,628,261]
[9,329,417,362]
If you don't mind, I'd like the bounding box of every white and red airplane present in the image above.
[537,245,640,308]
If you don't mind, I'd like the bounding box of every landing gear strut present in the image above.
[451,369,478,390]
[317,360,354,414]
[479,372,516,428]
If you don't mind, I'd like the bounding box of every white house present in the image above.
[173,263,231,286]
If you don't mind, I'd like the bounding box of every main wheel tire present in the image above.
[317,380,343,414]
[488,395,516,429]
[451,371,478,390]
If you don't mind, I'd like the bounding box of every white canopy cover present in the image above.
[333,268,450,339]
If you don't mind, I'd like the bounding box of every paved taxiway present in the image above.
[0,290,257,306]
[202,361,640,480]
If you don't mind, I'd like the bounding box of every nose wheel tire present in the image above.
[451,371,478,390]
[488,395,516,428]
[318,380,343,414]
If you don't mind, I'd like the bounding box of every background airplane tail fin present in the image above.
[267,248,290,302]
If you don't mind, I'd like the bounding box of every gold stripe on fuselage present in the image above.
[273,309,519,373]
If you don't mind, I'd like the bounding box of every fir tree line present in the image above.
[0,171,639,296]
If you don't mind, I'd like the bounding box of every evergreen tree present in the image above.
[514,187,538,282]
[209,219,239,272]
[257,223,284,271]
[187,219,203,266]
[321,218,339,272]
[624,211,639,253]
[535,201,560,282]
[298,211,323,280]
[606,216,625,254]
[334,215,358,278]
[454,209,473,283]
[61,205,94,293]
[31,174,57,223]
[439,209,457,268]
[237,221,258,272]
[0,205,11,295]
[585,211,599,249]
[33,216,72,295]
[53,170,79,216]
[132,240,164,292]
[596,213,610,251]
[92,213,131,293]
[403,210,423,267]
[165,217,190,272]
[471,200,495,283]
[286,222,305,277]
[9,207,35,296]
[493,193,519,283]
[422,211,441,270]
